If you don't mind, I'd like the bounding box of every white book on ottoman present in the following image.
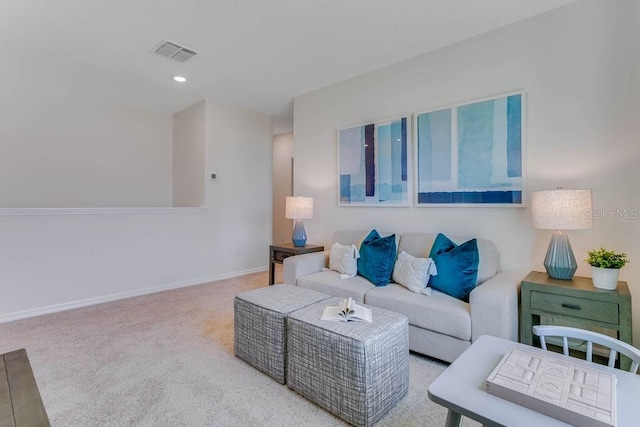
[320,297,372,322]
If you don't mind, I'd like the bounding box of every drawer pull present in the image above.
[561,303,581,310]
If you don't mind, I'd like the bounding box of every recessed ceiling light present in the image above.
[173,76,187,83]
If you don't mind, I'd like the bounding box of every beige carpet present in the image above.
[0,270,480,426]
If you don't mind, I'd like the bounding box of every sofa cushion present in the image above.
[397,232,499,285]
[357,230,397,286]
[333,230,400,251]
[333,230,373,246]
[297,271,374,303]
[364,284,471,341]
[392,251,437,294]
[428,233,479,301]
[329,242,359,277]
[396,232,436,258]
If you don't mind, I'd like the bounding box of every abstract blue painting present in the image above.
[339,116,411,206]
[416,92,525,206]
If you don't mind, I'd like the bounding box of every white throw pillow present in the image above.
[392,251,437,294]
[329,243,360,277]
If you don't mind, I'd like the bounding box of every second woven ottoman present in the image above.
[234,284,329,384]
[287,297,409,427]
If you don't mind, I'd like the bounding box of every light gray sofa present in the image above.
[283,230,523,363]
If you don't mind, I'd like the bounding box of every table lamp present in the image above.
[531,188,593,280]
[285,196,313,247]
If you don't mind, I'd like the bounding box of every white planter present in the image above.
[591,267,620,290]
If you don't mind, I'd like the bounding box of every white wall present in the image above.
[273,132,293,244]
[294,0,640,343]
[0,80,173,208]
[0,99,273,321]
[206,102,274,271]
[173,101,206,207]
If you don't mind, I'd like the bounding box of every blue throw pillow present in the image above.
[357,230,397,287]
[428,233,479,301]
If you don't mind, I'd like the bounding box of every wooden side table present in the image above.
[520,270,633,370]
[269,243,324,285]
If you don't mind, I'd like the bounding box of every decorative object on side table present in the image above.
[585,247,629,290]
[285,196,313,247]
[531,188,593,280]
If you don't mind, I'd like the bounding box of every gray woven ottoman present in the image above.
[287,297,409,427]
[234,284,329,384]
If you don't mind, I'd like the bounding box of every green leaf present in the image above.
[585,247,629,269]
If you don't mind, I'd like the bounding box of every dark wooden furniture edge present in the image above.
[269,243,324,285]
[1,349,51,427]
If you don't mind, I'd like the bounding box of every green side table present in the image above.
[521,271,633,371]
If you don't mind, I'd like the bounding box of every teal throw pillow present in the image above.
[428,233,479,301]
[357,230,397,287]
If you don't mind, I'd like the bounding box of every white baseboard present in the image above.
[0,266,267,324]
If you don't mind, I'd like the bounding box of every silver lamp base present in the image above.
[544,232,577,280]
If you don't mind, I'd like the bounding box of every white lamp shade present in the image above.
[531,189,593,230]
[285,196,313,220]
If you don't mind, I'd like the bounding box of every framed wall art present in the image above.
[415,91,525,207]
[338,116,411,207]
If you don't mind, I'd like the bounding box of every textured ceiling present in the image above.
[1,0,578,132]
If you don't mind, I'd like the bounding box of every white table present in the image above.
[428,335,640,427]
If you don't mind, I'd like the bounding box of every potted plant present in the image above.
[585,248,629,290]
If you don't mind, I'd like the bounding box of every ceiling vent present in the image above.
[151,39,197,63]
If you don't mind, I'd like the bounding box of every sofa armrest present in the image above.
[283,251,329,286]
[470,271,525,343]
